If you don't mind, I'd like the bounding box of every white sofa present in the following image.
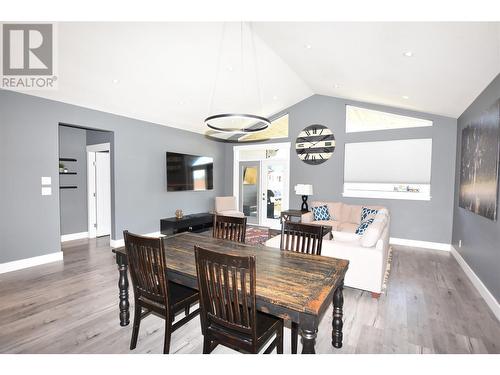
[265,201,391,296]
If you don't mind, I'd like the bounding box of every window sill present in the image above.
[342,190,431,201]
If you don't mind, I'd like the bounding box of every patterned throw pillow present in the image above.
[361,207,379,222]
[356,218,374,235]
[312,205,330,221]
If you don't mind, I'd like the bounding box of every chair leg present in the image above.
[202,336,213,354]
[185,305,190,316]
[276,322,284,354]
[130,303,142,350]
[163,320,172,354]
[291,321,298,354]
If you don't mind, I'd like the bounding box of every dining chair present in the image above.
[213,214,247,243]
[280,221,326,255]
[123,230,200,354]
[279,221,326,354]
[194,245,283,354]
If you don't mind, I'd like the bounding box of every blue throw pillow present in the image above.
[356,218,374,235]
[361,207,378,223]
[312,205,330,221]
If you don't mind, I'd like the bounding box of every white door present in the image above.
[260,159,289,229]
[95,152,111,237]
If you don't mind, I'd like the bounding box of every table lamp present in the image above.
[294,184,314,211]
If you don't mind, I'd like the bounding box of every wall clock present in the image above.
[295,124,336,165]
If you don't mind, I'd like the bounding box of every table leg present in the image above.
[299,316,318,354]
[332,281,344,348]
[116,253,130,326]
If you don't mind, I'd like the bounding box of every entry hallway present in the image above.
[0,237,499,354]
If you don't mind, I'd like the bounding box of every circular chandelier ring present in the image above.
[204,113,270,133]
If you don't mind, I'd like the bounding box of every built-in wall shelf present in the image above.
[59,172,77,175]
[60,186,78,189]
[59,158,77,162]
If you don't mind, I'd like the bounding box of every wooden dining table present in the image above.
[112,232,349,354]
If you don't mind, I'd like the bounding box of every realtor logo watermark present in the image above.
[1,23,58,90]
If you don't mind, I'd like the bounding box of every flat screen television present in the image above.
[166,152,214,191]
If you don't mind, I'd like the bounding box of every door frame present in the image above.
[87,142,110,238]
[239,161,261,225]
[233,142,291,228]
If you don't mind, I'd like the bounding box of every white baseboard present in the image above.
[61,231,88,242]
[110,231,163,249]
[389,237,451,251]
[0,251,63,274]
[450,246,500,322]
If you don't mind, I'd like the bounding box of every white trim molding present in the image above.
[0,251,63,274]
[389,237,451,252]
[110,231,163,249]
[86,142,111,152]
[451,246,500,321]
[61,231,88,242]
[451,246,500,322]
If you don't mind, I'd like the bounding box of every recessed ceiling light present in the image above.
[333,84,341,89]
[272,95,278,100]
[226,65,234,72]
[402,95,409,100]
[305,44,312,49]
[112,79,119,84]
[403,51,413,57]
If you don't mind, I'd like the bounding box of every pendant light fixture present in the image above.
[204,23,270,134]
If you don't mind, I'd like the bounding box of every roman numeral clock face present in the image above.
[295,125,336,165]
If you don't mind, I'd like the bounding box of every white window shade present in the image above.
[343,139,432,200]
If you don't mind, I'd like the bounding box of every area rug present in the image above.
[381,246,393,294]
[244,226,271,246]
[198,226,271,246]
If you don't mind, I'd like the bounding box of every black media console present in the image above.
[160,213,214,235]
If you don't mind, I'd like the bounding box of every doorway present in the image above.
[87,143,111,238]
[233,143,290,229]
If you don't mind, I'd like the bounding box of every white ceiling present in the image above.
[19,22,500,133]
[253,22,500,119]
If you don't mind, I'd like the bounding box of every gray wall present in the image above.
[86,128,113,145]
[224,94,458,244]
[0,89,225,264]
[452,73,500,302]
[59,125,88,235]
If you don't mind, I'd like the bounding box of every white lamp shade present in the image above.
[294,184,314,196]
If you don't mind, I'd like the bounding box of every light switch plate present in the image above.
[41,176,51,185]
[41,186,52,196]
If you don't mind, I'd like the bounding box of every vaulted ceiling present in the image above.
[21,22,500,133]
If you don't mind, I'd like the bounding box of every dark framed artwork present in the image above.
[459,99,500,221]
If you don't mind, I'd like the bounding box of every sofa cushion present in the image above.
[312,205,330,221]
[355,218,374,235]
[215,196,237,212]
[218,210,245,218]
[361,207,379,222]
[332,231,361,244]
[339,222,358,233]
[340,204,363,224]
[360,221,383,247]
[311,201,342,221]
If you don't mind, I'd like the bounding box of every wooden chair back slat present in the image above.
[213,215,247,243]
[195,246,257,339]
[124,231,169,307]
[280,222,325,256]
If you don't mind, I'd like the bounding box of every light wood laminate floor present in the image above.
[0,236,498,354]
